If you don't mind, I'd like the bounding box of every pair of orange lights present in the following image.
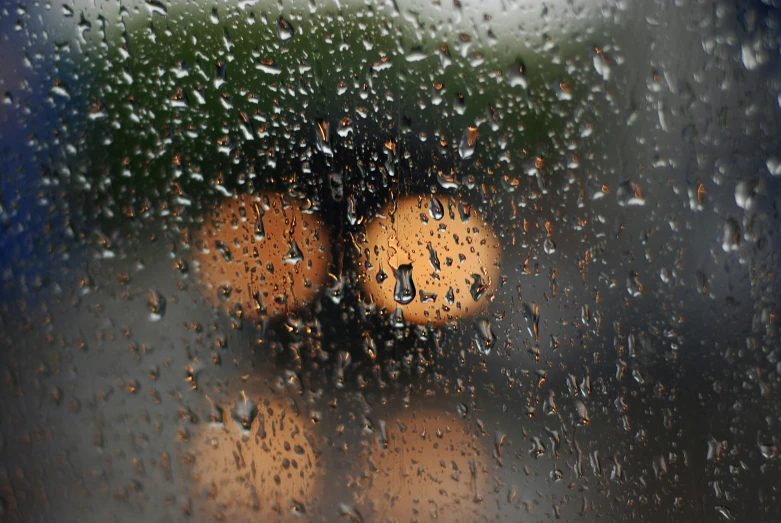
[192,191,502,326]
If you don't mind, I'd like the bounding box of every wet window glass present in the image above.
[1,0,781,521]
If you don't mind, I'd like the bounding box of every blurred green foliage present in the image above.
[70,3,592,224]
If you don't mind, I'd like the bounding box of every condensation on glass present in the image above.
[1,0,780,521]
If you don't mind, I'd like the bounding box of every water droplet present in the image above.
[453,92,467,115]
[445,286,455,305]
[616,179,646,207]
[553,80,573,101]
[392,264,416,305]
[507,60,527,88]
[469,274,488,302]
[384,140,396,177]
[214,61,227,89]
[327,275,344,304]
[757,436,778,459]
[185,360,202,390]
[230,392,258,432]
[695,270,709,295]
[207,401,224,426]
[530,436,546,458]
[377,419,388,448]
[50,81,71,100]
[215,240,232,262]
[283,240,303,264]
[586,181,608,200]
[766,157,781,177]
[574,400,590,426]
[375,262,388,284]
[428,196,444,220]
[715,505,734,521]
[735,178,760,211]
[592,46,612,81]
[252,202,265,240]
[315,120,332,156]
[174,259,189,278]
[458,126,478,160]
[426,242,441,272]
[523,302,540,342]
[217,284,233,303]
[457,201,472,222]
[329,172,344,201]
[255,58,281,75]
[419,289,437,303]
[339,504,362,520]
[389,307,406,328]
[494,432,506,458]
[722,219,741,252]
[626,272,644,297]
[251,290,264,313]
[147,290,166,321]
[346,194,358,225]
[741,39,767,71]
[474,318,496,355]
[706,438,723,462]
[277,17,294,41]
[405,47,427,62]
[337,117,353,137]
[145,0,168,17]
[544,390,558,416]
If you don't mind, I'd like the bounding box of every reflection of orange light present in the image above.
[316,120,328,141]
[359,195,501,326]
[193,192,330,319]
[466,126,478,147]
[185,394,320,521]
[356,409,490,522]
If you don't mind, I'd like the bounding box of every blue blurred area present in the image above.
[0,20,85,303]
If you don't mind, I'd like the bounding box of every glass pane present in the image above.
[1,0,780,521]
